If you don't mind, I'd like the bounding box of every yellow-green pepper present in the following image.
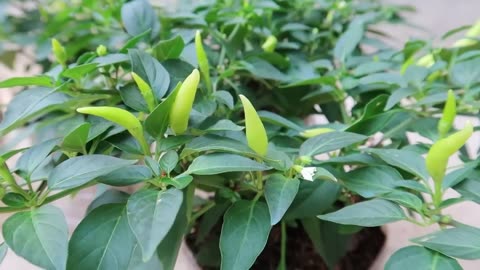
[51,38,67,66]
[239,95,268,156]
[131,72,156,112]
[437,90,456,138]
[169,69,200,135]
[262,35,278,53]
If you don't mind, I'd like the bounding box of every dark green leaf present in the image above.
[144,82,181,139]
[265,174,300,225]
[160,150,179,174]
[87,189,130,213]
[318,199,406,227]
[214,90,234,109]
[334,22,364,62]
[385,246,461,270]
[453,177,480,204]
[3,205,68,270]
[187,153,270,175]
[0,75,53,88]
[182,135,256,158]
[342,166,401,198]
[0,88,70,135]
[0,242,7,264]
[380,190,423,211]
[121,0,159,38]
[152,35,185,61]
[62,122,90,153]
[48,155,136,189]
[127,189,183,261]
[99,165,152,186]
[62,63,98,80]
[118,84,149,113]
[163,174,193,189]
[258,111,302,131]
[129,49,170,100]
[367,148,429,180]
[68,204,136,270]
[220,200,271,270]
[412,227,480,259]
[15,138,59,179]
[299,131,366,157]
[286,180,340,219]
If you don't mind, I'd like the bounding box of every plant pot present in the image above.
[186,218,385,270]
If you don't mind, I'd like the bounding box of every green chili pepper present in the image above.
[169,69,200,135]
[262,35,278,53]
[416,53,434,68]
[195,31,212,93]
[239,95,268,156]
[77,106,150,155]
[96,45,107,56]
[437,90,456,138]
[454,20,480,47]
[51,38,67,66]
[300,127,334,138]
[426,122,474,184]
[131,72,156,112]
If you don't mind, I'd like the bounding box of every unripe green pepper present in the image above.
[96,45,107,56]
[51,38,67,66]
[426,122,473,184]
[195,31,212,93]
[77,106,150,155]
[131,72,156,112]
[416,53,434,68]
[169,69,200,135]
[261,35,278,53]
[437,90,456,138]
[300,127,334,138]
[239,95,268,156]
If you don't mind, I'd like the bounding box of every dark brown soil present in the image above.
[186,221,385,270]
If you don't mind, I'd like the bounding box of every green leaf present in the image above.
[87,189,130,213]
[68,204,136,270]
[264,174,300,225]
[380,190,423,212]
[367,148,429,180]
[3,205,68,270]
[385,88,416,110]
[342,166,401,198]
[121,0,159,38]
[0,88,70,135]
[118,84,149,113]
[15,138,59,179]
[0,242,7,264]
[412,227,480,259]
[214,90,234,109]
[127,189,183,261]
[286,180,340,219]
[159,150,179,174]
[299,131,366,157]
[62,63,98,80]
[62,122,90,153]
[129,49,170,100]
[144,82,182,139]
[302,218,350,269]
[220,200,271,270]
[48,155,136,189]
[451,57,480,87]
[0,75,53,88]
[240,58,287,81]
[127,244,162,270]
[385,246,461,270]
[163,175,193,189]
[203,119,244,132]
[454,177,480,203]
[99,165,152,186]
[258,111,302,131]
[187,153,270,175]
[334,22,364,62]
[182,135,256,158]
[318,199,406,227]
[153,35,185,61]
[359,72,407,87]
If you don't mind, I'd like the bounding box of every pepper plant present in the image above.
[0,0,480,270]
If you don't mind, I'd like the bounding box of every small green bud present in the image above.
[96,45,107,56]
[293,165,304,173]
[51,38,67,66]
[298,156,312,165]
[261,35,278,53]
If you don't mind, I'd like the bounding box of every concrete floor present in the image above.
[1,0,480,269]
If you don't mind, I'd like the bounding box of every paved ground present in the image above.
[1,0,480,269]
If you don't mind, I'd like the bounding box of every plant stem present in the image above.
[433,182,443,210]
[278,221,287,270]
[0,161,30,199]
[191,201,215,222]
